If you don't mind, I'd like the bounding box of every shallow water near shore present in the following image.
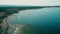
[8,7,60,34]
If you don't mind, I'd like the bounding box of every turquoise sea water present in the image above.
[8,7,60,34]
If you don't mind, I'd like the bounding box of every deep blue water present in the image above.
[8,7,60,34]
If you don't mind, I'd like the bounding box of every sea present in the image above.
[8,7,60,34]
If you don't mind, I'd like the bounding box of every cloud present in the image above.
[0,0,60,6]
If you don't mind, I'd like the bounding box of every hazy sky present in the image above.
[0,0,60,6]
